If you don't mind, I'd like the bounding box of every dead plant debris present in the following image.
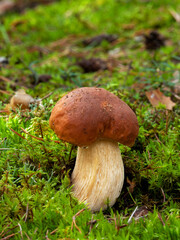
[144,31,166,50]
[128,206,150,223]
[82,34,118,47]
[77,58,107,73]
[30,74,52,85]
[145,88,176,110]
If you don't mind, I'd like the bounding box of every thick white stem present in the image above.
[71,139,124,211]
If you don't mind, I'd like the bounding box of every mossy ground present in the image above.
[0,0,180,239]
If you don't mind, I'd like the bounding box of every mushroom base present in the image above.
[71,139,124,212]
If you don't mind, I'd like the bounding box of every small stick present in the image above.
[0,225,18,238]
[21,127,44,142]
[71,208,85,233]
[154,133,163,145]
[161,188,166,203]
[114,214,118,231]
[20,127,61,144]
[88,215,97,232]
[158,212,165,226]
[39,92,53,101]
[0,90,11,95]
[127,206,138,224]
[0,148,18,151]
[18,223,23,240]
[24,203,29,222]
[39,123,44,139]
[23,232,31,240]
[0,225,10,237]
[9,128,33,148]
[45,230,51,240]
[10,128,26,140]
[50,228,58,235]
[0,233,18,240]
[0,76,16,86]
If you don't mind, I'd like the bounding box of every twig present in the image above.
[39,123,44,139]
[154,133,163,145]
[24,203,29,222]
[45,230,51,240]
[88,216,97,232]
[0,76,16,86]
[114,214,118,231]
[158,212,165,226]
[9,128,33,148]
[20,128,44,141]
[71,208,85,233]
[39,92,53,101]
[169,9,180,23]
[0,225,10,237]
[147,148,152,160]
[18,223,23,240]
[10,128,26,140]
[0,233,18,240]
[0,89,11,95]
[172,93,180,101]
[127,206,138,224]
[0,225,18,238]
[50,228,58,235]
[23,232,31,240]
[0,148,18,151]
[161,188,166,203]
[20,127,60,144]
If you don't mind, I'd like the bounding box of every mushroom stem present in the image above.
[71,139,124,211]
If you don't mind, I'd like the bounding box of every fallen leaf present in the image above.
[127,178,136,193]
[145,89,176,110]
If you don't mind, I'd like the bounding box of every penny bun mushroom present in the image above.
[49,87,139,211]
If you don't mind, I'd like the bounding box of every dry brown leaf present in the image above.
[146,89,176,110]
[127,178,136,193]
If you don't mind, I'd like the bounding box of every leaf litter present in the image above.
[145,88,176,110]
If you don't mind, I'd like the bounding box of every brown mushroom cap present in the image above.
[49,87,139,147]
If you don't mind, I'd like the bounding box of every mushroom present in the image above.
[10,89,35,111]
[49,87,139,211]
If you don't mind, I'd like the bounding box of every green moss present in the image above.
[0,0,180,239]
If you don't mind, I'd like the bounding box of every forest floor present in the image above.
[0,0,180,239]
